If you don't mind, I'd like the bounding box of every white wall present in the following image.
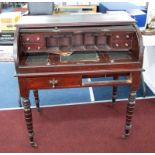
[143,45,155,93]
[142,2,155,93]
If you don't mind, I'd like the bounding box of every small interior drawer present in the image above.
[111,41,132,49]
[23,43,45,52]
[111,32,133,41]
[22,34,43,43]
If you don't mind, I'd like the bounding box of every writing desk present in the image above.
[14,14,143,147]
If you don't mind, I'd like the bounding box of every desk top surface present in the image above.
[16,14,135,28]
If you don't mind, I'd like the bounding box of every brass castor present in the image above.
[112,98,116,105]
[37,107,41,112]
[30,142,38,148]
[121,133,129,139]
[35,100,41,112]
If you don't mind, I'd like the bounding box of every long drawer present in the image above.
[26,75,82,89]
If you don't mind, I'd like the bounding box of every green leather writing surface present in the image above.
[61,51,99,62]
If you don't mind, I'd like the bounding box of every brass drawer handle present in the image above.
[27,46,31,50]
[125,43,129,47]
[115,35,120,39]
[36,37,40,41]
[126,34,130,39]
[115,43,119,47]
[49,79,58,88]
[26,37,30,41]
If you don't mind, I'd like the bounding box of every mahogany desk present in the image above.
[13,14,144,147]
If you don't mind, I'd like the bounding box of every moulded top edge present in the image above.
[16,14,135,28]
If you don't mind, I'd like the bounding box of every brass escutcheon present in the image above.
[49,79,58,88]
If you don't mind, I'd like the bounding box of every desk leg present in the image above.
[141,72,146,97]
[123,90,136,138]
[22,97,37,147]
[112,75,118,104]
[18,95,22,107]
[33,90,40,112]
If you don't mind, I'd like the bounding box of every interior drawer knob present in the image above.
[38,46,40,50]
[125,43,129,47]
[49,79,58,88]
[37,37,40,41]
[115,43,119,47]
[126,35,130,39]
[26,37,30,41]
[27,46,31,50]
[116,35,120,39]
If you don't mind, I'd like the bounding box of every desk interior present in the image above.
[20,50,137,66]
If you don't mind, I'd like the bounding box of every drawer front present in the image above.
[111,41,132,49]
[111,32,133,41]
[23,43,45,51]
[22,34,44,43]
[26,76,82,89]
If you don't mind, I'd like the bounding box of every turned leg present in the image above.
[112,86,117,103]
[22,97,37,147]
[33,90,40,112]
[112,75,118,104]
[122,90,137,138]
